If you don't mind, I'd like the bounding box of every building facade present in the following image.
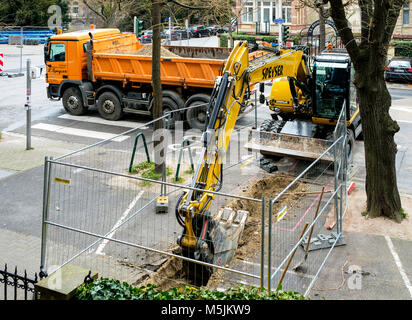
[237,0,412,41]
[66,0,100,30]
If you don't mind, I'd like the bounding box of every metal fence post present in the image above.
[267,199,272,294]
[40,156,52,278]
[333,126,339,235]
[260,196,265,288]
[25,59,32,150]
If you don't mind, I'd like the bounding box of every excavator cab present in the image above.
[312,52,352,121]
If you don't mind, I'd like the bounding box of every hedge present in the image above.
[74,278,306,300]
[394,41,412,57]
[219,33,302,48]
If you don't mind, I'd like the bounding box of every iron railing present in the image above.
[0,264,39,300]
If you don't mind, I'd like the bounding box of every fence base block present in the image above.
[300,232,346,252]
[34,265,98,300]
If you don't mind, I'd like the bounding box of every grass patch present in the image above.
[131,161,173,187]
[401,208,408,219]
[172,177,185,184]
[361,211,368,217]
[131,161,154,174]
[184,168,195,174]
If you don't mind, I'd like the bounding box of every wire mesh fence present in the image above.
[40,101,348,295]
[265,105,348,297]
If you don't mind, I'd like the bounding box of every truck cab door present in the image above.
[46,41,68,84]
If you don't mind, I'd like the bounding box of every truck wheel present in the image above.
[62,87,86,116]
[161,97,179,128]
[185,94,210,131]
[97,91,123,121]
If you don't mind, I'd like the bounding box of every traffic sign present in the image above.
[274,18,285,23]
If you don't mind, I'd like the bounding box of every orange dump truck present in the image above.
[44,28,232,129]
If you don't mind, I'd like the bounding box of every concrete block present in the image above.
[34,265,98,300]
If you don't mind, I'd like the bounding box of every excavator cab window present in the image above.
[313,62,348,119]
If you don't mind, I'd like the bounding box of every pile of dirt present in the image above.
[137,173,307,290]
[134,44,180,58]
[226,174,307,260]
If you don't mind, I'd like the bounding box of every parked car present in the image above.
[138,30,152,43]
[385,57,412,82]
[162,27,179,40]
[162,26,192,40]
[176,27,192,39]
[206,25,225,35]
[223,25,236,33]
[189,25,211,38]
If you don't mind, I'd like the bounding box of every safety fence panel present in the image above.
[40,101,348,293]
[41,104,267,289]
[266,106,348,297]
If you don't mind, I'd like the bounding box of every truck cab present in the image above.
[44,28,122,114]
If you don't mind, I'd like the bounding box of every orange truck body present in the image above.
[44,28,234,128]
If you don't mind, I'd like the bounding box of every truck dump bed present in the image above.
[90,32,228,88]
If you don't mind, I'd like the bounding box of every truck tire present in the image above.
[97,91,123,121]
[62,87,86,116]
[161,97,179,128]
[185,94,210,131]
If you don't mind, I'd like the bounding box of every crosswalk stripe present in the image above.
[32,123,130,142]
[58,114,149,129]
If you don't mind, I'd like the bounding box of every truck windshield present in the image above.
[49,43,65,62]
[314,63,348,119]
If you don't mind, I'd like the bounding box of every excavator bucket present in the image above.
[246,128,334,162]
[210,208,249,267]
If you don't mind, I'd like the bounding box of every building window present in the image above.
[242,2,254,23]
[282,1,292,24]
[403,4,410,25]
[272,1,277,23]
[72,1,79,15]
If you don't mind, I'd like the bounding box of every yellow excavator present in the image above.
[175,42,361,285]
[259,46,362,163]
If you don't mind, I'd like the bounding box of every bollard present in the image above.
[0,52,3,73]
[25,59,32,150]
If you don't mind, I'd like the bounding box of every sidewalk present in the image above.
[0,132,85,275]
[309,187,412,300]
[0,132,84,174]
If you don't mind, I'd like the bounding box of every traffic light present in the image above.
[282,25,290,40]
[136,19,144,37]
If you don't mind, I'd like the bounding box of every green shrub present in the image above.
[220,33,260,47]
[262,36,277,43]
[394,41,412,57]
[74,278,306,300]
[219,33,228,47]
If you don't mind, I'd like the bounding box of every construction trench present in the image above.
[40,101,348,296]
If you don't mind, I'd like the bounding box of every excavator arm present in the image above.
[175,41,310,285]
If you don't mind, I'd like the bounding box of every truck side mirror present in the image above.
[259,82,265,93]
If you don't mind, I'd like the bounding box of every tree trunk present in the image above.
[356,53,402,222]
[319,6,326,52]
[152,0,163,173]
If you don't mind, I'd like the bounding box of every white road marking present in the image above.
[32,123,129,142]
[95,190,145,256]
[58,114,149,130]
[395,119,412,124]
[391,106,412,113]
[385,235,412,298]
